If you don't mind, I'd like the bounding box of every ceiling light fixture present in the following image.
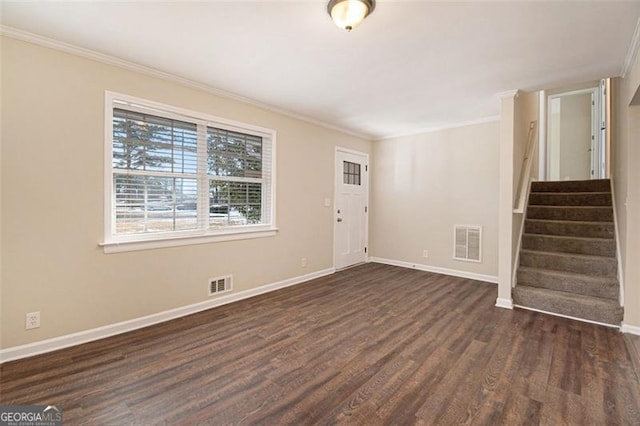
[327,0,375,32]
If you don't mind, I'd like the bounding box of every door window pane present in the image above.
[343,161,361,185]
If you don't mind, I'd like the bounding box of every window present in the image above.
[104,92,276,252]
[343,161,361,185]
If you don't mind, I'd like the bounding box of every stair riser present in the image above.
[531,179,611,193]
[527,207,613,222]
[513,287,623,325]
[524,220,614,238]
[528,193,612,206]
[520,252,617,277]
[517,179,621,326]
[517,269,618,300]
[522,235,616,257]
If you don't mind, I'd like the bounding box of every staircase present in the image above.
[513,179,623,326]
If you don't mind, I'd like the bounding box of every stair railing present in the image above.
[514,121,538,213]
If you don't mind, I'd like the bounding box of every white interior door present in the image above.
[334,149,368,269]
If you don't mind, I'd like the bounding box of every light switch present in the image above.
[324,198,331,207]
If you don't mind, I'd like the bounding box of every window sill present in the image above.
[100,227,278,254]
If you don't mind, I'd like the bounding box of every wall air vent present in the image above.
[453,225,482,263]
[208,275,233,296]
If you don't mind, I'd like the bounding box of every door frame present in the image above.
[542,86,605,181]
[333,147,370,270]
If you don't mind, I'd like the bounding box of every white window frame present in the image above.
[101,91,277,253]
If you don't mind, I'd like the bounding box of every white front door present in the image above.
[334,149,368,269]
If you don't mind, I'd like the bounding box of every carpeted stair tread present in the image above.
[517,266,618,300]
[524,219,614,238]
[522,233,616,257]
[513,285,623,325]
[516,179,621,325]
[522,232,614,242]
[528,192,612,206]
[530,179,611,193]
[519,249,617,277]
[520,248,616,261]
[527,205,613,222]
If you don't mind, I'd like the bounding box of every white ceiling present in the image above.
[2,1,639,139]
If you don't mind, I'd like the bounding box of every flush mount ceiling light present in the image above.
[327,0,376,32]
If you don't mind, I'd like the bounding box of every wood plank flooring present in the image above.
[625,334,640,384]
[1,263,639,424]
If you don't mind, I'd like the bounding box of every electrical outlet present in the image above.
[26,311,40,330]
[301,257,307,268]
[423,250,429,258]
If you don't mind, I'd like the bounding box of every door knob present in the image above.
[337,218,343,222]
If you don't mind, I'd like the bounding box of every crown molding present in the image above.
[497,89,520,99]
[0,25,373,141]
[622,17,640,78]
[374,115,500,141]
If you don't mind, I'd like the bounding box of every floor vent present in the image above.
[453,225,482,262]
[209,275,232,296]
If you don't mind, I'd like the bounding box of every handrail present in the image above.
[514,121,538,213]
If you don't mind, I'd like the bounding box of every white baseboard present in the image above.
[621,323,640,335]
[0,267,335,364]
[513,304,620,329]
[495,298,514,309]
[368,257,498,284]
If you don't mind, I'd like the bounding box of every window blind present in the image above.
[108,99,274,241]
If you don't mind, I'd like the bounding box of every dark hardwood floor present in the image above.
[1,263,639,425]
[625,333,640,384]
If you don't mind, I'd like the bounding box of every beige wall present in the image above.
[496,90,538,306]
[512,92,539,275]
[0,36,4,349]
[0,37,371,348]
[612,78,628,313]
[370,121,499,278]
[513,92,539,197]
[613,47,640,328]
